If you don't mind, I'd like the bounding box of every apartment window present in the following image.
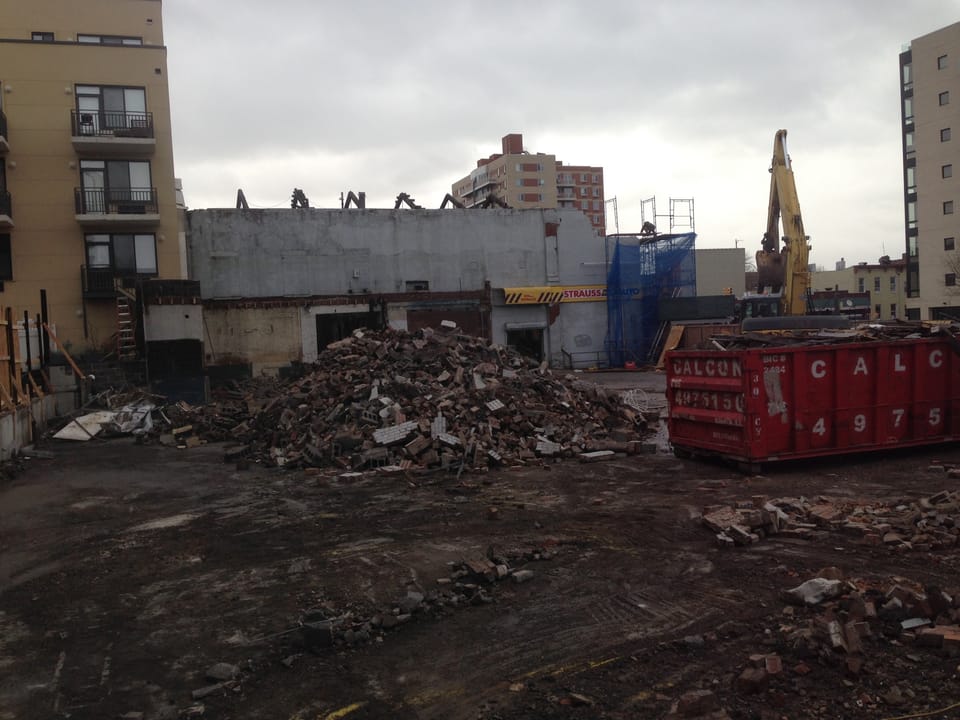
[947,273,957,287]
[31,32,54,42]
[890,276,897,292]
[904,97,913,122]
[946,237,956,251]
[909,235,919,258]
[580,173,588,182]
[890,303,897,318]
[78,159,153,213]
[592,174,599,183]
[76,85,147,134]
[905,131,915,153]
[906,166,916,191]
[405,280,428,292]
[907,201,917,228]
[942,128,952,142]
[581,200,589,210]
[907,308,921,320]
[944,164,954,179]
[858,277,865,293]
[580,187,588,197]
[903,63,912,88]
[592,200,601,211]
[85,233,157,275]
[0,235,11,281]
[941,91,951,106]
[945,200,955,215]
[592,187,600,197]
[77,34,143,46]
[939,54,949,70]
[874,304,881,317]
[874,276,881,292]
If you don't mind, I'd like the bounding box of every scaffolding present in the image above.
[605,232,697,367]
[639,196,696,235]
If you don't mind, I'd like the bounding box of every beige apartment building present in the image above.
[810,256,907,320]
[452,133,606,235]
[0,0,182,354]
[900,21,960,320]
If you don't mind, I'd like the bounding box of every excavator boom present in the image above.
[754,129,811,316]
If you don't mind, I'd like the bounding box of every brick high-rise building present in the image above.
[452,133,606,235]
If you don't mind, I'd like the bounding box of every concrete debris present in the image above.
[165,327,649,472]
[702,489,960,551]
[782,578,846,606]
[205,663,239,682]
[294,545,552,651]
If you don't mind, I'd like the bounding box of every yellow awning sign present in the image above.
[503,285,640,304]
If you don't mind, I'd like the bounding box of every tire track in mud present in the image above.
[366,548,744,720]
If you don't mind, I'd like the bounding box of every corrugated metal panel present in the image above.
[658,296,736,322]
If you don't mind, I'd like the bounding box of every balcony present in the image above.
[81,265,119,298]
[0,189,12,229]
[469,177,497,194]
[557,175,576,187]
[75,187,160,228]
[71,110,155,156]
[0,109,8,154]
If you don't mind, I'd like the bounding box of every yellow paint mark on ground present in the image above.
[406,687,464,707]
[321,702,367,720]
[520,656,620,682]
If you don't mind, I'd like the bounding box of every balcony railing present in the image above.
[75,187,158,215]
[72,110,154,138]
[0,189,10,218]
[81,265,118,298]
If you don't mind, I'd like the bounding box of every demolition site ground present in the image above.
[2,401,960,719]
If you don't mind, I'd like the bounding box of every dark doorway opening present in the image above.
[506,328,544,361]
[316,311,382,353]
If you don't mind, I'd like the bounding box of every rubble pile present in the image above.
[298,545,552,651]
[712,319,959,350]
[774,571,960,681]
[173,327,655,471]
[703,487,960,550]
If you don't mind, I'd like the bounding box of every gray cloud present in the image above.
[163,0,960,265]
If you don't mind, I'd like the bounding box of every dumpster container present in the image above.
[666,337,959,468]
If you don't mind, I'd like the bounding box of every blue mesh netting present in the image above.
[605,232,697,366]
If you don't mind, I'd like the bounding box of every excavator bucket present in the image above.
[755,248,785,292]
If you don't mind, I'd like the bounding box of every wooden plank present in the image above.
[655,324,686,371]
[0,375,14,410]
[39,368,54,393]
[27,372,44,398]
[43,323,86,380]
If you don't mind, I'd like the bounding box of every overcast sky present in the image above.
[164,1,960,269]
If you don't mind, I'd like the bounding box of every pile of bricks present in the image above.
[773,571,960,679]
[703,489,960,551]
[176,326,652,471]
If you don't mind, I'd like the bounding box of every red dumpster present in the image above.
[666,337,959,468]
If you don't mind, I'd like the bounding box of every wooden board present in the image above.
[655,324,685,370]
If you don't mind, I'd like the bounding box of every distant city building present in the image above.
[452,133,606,236]
[900,21,960,320]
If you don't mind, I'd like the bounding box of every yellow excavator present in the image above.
[740,129,849,330]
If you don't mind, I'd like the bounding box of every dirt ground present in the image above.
[2,373,960,720]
